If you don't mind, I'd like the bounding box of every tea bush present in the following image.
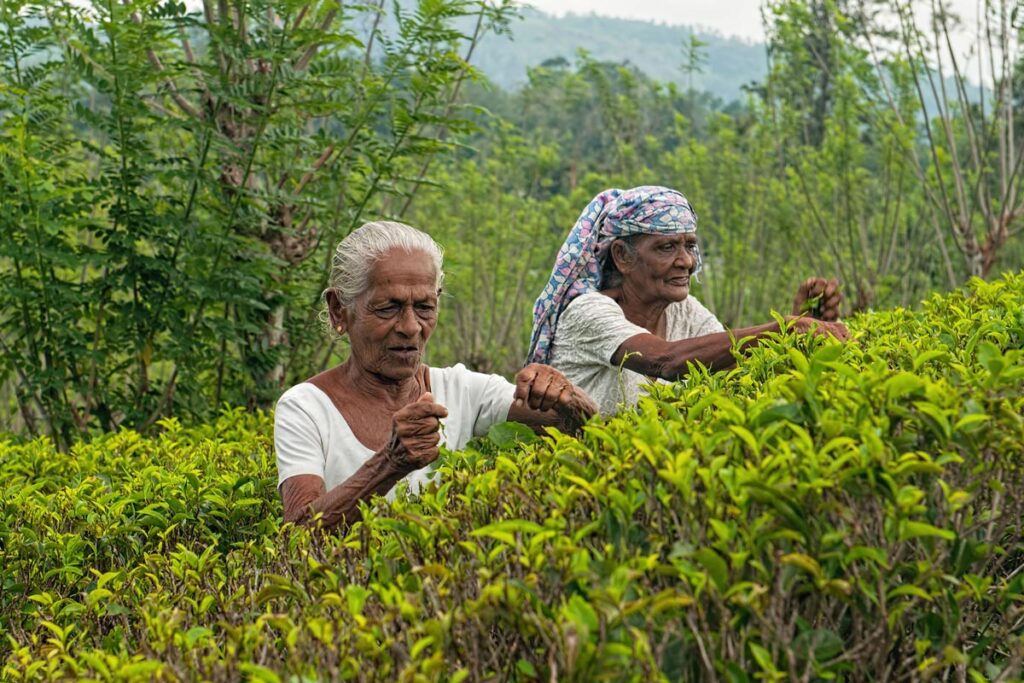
[2,274,1023,682]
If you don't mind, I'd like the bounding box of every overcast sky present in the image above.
[526,0,980,44]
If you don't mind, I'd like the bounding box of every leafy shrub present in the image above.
[2,273,1023,681]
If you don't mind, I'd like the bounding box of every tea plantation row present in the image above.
[2,274,1023,681]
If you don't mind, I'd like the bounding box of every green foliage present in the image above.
[5,1,1022,440]
[0,0,514,444]
[3,273,1023,680]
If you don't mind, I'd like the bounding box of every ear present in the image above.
[325,288,349,334]
[610,240,636,275]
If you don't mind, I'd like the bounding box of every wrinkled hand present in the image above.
[792,277,842,321]
[515,364,598,427]
[784,315,851,342]
[385,392,448,474]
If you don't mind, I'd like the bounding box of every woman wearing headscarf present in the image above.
[527,186,848,416]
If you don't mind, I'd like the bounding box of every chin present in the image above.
[665,287,690,302]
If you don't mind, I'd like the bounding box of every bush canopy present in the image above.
[2,272,1023,681]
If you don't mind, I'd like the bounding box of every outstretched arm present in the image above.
[506,364,598,435]
[613,317,849,381]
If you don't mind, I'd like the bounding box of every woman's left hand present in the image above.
[514,364,598,425]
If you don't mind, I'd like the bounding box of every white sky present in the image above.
[526,0,979,44]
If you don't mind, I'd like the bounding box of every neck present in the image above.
[340,360,424,409]
[603,284,669,334]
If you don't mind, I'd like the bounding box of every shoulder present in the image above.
[275,383,335,422]
[565,291,624,315]
[560,292,627,329]
[429,364,513,394]
[683,294,712,312]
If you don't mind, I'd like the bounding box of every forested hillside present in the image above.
[468,8,768,101]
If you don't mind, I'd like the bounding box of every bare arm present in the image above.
[280,393,447,530]
[280,453,407,529]
[614,317,849,381]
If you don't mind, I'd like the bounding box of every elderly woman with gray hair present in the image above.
[275,221,597,530]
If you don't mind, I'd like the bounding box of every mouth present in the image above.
[388,345,420,359]
[667,276,691,287]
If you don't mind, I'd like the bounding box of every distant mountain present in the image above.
[470,9,768,102]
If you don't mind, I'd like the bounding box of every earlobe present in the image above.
[325,289,347,332]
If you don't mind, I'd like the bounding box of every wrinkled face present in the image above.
[619,233,700,303]
[331,248,439,382]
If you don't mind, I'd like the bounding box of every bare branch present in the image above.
[398,6,488,216]
[293,8,338,72]
[364,0,385,67]
[295,144,335,195]
[128,8,202,118]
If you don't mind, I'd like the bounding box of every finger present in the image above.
[539,379,568,413]
[513,366,537,407]
[796,278,812,301]
[530,367,565,412]
[793,280,811,313]
[417,391,435,404]
[527,370,556,411]
[410,431,441,451]
[823,288,842,310]
[399,416,441,438]
[398,402,448,425]
[824,279,839,298]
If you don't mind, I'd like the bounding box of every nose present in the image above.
[395,305,420,337]
[676,247,696,270]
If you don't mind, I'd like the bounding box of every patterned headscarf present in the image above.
[526,185,701,365]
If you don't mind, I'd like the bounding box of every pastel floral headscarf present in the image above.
[526,186,701,365]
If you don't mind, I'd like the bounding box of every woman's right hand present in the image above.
[385,392,448,474]
[784,315,851,342]
[792,277,842,320]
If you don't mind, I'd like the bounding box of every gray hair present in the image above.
[324,220,444,320]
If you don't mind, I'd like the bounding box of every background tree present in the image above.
[0,0,514,445]
[859,0,1024,279]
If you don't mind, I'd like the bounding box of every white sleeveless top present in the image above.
[274,364,513,498]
